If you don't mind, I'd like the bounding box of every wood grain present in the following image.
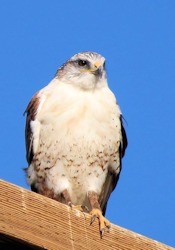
[0,179,174,250]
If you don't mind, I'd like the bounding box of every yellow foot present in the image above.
[90,208,111,237]
[68,202,89,212]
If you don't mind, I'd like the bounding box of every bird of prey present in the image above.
[25,51,127,237]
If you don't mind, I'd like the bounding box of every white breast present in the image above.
[28,79,122,205]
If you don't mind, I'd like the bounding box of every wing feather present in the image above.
[24,92,40,164]
[100,115,128,215]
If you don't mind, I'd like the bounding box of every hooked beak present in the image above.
[92,60,104,77]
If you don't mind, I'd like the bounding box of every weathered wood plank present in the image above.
[0,179,173,250]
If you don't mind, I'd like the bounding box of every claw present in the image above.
[90,214,97,225]
[90,208,111,237]
[100,228,105,238]
[81,205,89,212]
[68,201,73,208]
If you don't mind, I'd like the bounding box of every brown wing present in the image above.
[99,115,128,215]
[24,92,40,164]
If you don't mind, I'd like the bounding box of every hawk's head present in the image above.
[56,52,107,90]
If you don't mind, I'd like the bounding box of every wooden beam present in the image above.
[0,179,173,250]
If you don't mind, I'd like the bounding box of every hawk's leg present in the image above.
[88,191,111,237]
[62,189,72,204]
[62,189,87,212]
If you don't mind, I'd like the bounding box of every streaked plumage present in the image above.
[25,51,127,236]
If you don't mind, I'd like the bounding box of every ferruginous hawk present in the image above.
[25,51,127,237]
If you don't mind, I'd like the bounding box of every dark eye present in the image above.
[78,60,87,67]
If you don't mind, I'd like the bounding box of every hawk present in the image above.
[25,51,127,236]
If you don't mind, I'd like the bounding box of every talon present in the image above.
[82,205,89,212]
[90,208,111,236]
[100,228,105,238]
[90,214,97,225]
[68,201,73,208]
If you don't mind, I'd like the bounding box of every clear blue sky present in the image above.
[0,1,175,247]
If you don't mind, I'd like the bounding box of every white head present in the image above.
[56,52,107,90]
